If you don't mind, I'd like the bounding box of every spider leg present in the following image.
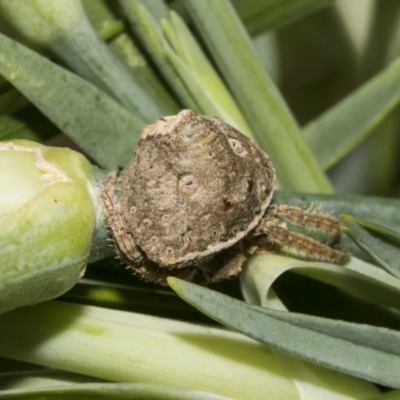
[101,168,143,263]
[266,204,342,245]
[256,220,349,263]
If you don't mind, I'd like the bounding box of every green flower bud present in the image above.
[0,139,105,314]
[0,0,84,46]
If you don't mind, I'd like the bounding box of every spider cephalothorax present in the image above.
[101,110,349,285]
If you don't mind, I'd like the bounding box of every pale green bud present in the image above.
[0,139,105,314]
[0,0,84,46]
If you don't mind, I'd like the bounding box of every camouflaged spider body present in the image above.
[101,110,348,285]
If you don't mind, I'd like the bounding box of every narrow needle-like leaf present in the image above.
[0,301,301,400]
[0,32,145,169]
[169,277,400,388]
[232,0,335,36]
[0,383,234,400]
[303,56,400,169]
[341,215,400,279]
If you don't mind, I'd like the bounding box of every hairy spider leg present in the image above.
[252,205,349,262]
[268,204,342,245]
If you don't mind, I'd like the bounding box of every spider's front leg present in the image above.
[250,204,350,263]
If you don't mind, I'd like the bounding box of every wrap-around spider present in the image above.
[101,110,349,285]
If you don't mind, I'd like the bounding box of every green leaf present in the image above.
[79,0,180,118]
[51,15,169,123]
[0,32,145,169]
[161,12,254,139]
[241,254,400,332]
[277,6,358,126]
[361,1,400,195]
[108,35,180,119]
[0,369,106,390]
[0,383,233,400]
[135,0,170,20]
[341,214,400,279]
[82,0,126,40]
[185,0,332,192]
[303,56,400,169]
[169,277,400,388]
[366,110,400,195]
[0,301,300,400]
[241,253,400,312]
[119,0,198,110]
[232,0,335,36]
[0,0,174,121]
[361,0,400,81]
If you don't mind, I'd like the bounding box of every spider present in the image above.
[101,110,349,285]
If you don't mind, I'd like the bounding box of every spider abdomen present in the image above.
[119,110,275,268]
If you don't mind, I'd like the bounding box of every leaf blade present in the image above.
[169,277,400,388]
[0,301,300,400]
[341,215,400,279]
[232,0,335,36]
[303,56,400,169]
[241,253,400,312]
[0,32,145,168]
[0,383,234,400]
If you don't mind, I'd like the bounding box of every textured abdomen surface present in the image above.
[120,110,275,267]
